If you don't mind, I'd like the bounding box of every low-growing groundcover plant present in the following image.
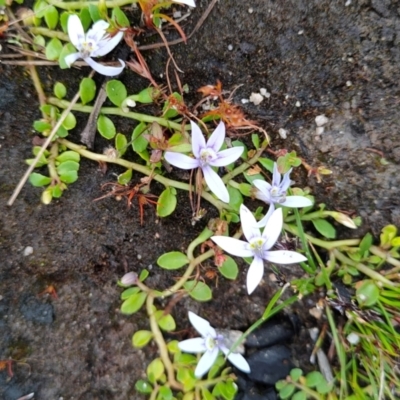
[3,0,400,399]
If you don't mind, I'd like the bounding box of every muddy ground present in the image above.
[1,0,400,399]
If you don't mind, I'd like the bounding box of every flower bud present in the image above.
[325,211,357,229]
[121,272,138,286]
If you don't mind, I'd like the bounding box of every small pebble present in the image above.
[345,0,351,6]
[228,44,233,51]
[248,7,254,13]
[298,30,304,35]
[241,98,249,104]
[23,246,33,256]
[295,101,301,107]
[259,88,270,97]
[173,11,182,18]
[278,128,287,139]
[249,92,264,105]
[316,126,325,135]
[346,80,352,87]
[137,254,142,260]
[315,114,328,126]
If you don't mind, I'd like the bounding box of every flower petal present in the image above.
[272,162,281,187]
[262,207,283,249]
[84,57,125,76]
[255,203,275,228]
[211,236,254,258]
[209,147,243,167]
[281,168,293,191]
[178,337,206,353]
[240,204,260,243]
[281,196,313,208]
[188,312,216,338]
[92,31,124,57]
[190,120,206,159]
[264,250,307,264]
[226,352,251,373]
[164,151,199,169]
[202,165,229,203]
[173,0,196,6]
[247,256,264,294]
[195,348,219,378]
[67,15,85,48]
[64,52,81,67]
[253,179,272,203]
[206,121,225,152]
[87,20,109,43]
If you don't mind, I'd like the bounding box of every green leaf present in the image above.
[290,368,303,381]
[88,4,101,22]
[120,291,147,315]
[33,120,52,133]
[184,280,212,302]
[132,122,149,153]
[279,383,296,399]
[252,133,260,149]
[316,380,333,394]
[62,112,77,130]
[33,0,48,18]
[157,187,177,217]
[292,391,308,400]
[243,171,264,184]
[380,224,397,248]
[258,157,274,173]
[305,371,324,388]
[56,151,80,163]
[201,388,216,400]
[137,87,159,103]
[155,310,176,331]
[45,38,63,60]
[111,7,130,27]
[51,184,63,198]
[139,269,149,282]
[146,358,164,384]
[132,330,153,348]
[157,251,188,270]
[29,173,51,187]
[312,219,336,239]
[106,79,127,107]
[79,8,92,31]
[56,125,69,138]
[227,186,243,212]
[58,43,77,69]
[80,77,96,105]
[44,5,59,29]
[117,169,132,185]
[359,232,373,256]
[356,280,380,307]
[238,182,252,197]
[219,256,238,280]
[158,386,173,400]
[59,12,69,33]
[120,287,140,299]
[135,380,153,394]
[57,160,79,175]
[97,115,116,139]
[115,133,128,156]
[60,171,78,184]
[54,82,67,99]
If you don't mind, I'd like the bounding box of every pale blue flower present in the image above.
[253,163,313,227]
[178,311,250,378]
[164,121,243,203]
[65,15,125,76]
[212,204,307,294]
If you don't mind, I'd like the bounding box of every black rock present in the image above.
[20,295,54,325]
[237,386,278,400]
[247,345,293,385]
[246,319,294,348]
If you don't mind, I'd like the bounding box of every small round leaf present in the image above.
[184,281,212,302]
[219,256,238,280]
[97,115,116,139]
[135,380,153,394]
[106,79,127,107]
[132,330,153,348]
[157,251,188,270]
[54,82,67,99]
[120,292,147,315]
[157,187,177,217]
[79,77,96,105]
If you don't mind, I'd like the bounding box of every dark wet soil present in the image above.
[1,0,400,399]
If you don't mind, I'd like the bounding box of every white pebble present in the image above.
[295,101,301,107]
[23,246,33,256]
[248,7,254,14]
[241,98,249,104]
[298,30,304,35]
[228,44,233,51]
[345,0,351,6]
[173,11,182,18]
[278,128,287,139]
[260,88,270,97]
[315,114,328,126]
[249,92,264,105]
[346,80,352,87]
[137,254,142,260]
[316,126,325,135]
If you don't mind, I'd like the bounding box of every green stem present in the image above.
[146,294,182,390]
[48,97,184,132]
[47,0,135,10]
[59,139,229,212]
[284,223,360,250]
[29,27,69,41]
[370,245,400,270]
[187,228,214,261]
[332,249,399,288]
[47,142,60,182]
